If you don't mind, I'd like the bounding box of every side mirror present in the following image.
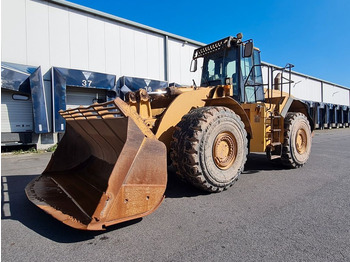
[190,59,197,72]
[244,42,253,57]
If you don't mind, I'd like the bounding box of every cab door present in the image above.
[240,47,264,103]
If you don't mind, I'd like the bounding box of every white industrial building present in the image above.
[1,0,350,148]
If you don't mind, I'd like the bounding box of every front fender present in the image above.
[204,97,253,139]
[155,88,212,150]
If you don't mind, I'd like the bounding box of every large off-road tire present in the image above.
[170,106,248,192]
[281,112,312,168]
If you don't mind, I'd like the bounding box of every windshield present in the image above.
[201,47,238,89]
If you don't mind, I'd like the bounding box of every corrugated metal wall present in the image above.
[323,83,349,105]
[1,0,201,85]
[168,39,203,84]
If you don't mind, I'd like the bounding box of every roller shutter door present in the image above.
[66,87,107,109]
[1,90,33,133]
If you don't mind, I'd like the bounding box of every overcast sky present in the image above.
[68,0,350,88]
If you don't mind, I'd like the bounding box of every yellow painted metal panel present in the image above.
[241,103,266,152]
[155,88,211,149]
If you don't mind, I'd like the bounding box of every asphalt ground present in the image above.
[1,128,350,262]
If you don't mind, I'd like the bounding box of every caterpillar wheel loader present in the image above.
[25,33,313,230]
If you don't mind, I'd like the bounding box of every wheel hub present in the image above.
[213,132,237,170]
[296,128,307,154]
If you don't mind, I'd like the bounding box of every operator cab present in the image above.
[192,34,264,103]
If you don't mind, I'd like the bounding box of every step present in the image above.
[270,142,282,147]
[270,155,281,160]
[267,115,282,119]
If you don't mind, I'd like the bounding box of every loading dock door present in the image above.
[66,87,107,109]
[1,90,33,133]
[1,62,49,133]
[52,67,116,132]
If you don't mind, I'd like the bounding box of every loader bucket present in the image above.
[25,98,167,230]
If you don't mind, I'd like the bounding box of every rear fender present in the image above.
[282,98,315,131]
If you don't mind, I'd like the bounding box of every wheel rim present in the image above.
[213,131,237,170]
[295,128,307,154]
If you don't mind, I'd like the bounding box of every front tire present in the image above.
[170,107,248,192]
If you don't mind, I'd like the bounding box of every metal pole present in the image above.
[164,35,169,82]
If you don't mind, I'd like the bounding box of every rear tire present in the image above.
[282,112,312,168]
[170,107,248,192]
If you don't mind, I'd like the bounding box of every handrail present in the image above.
[243,63,295,106]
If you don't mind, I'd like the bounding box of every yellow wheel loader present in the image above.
[25,34,313,230]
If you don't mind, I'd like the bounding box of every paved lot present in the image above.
[2,129,350,262]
